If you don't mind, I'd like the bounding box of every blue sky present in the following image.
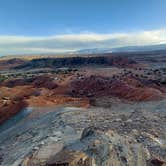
[0,0,166,55]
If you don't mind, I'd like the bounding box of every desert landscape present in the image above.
[1,0,166,165]
[0,51,165,165]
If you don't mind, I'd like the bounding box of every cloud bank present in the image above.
[0,29,166,56]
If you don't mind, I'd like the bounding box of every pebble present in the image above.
[49,136,60,142]
[52,131,62,137]
[126,119,133,123]
[33,146,39,151]
[115,118,122,122]
[40,141,45,145]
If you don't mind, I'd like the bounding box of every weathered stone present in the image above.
[21,142,64,166]
[47,150,91,166]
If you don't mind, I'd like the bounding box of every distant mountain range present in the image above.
[1,43,166,60]
[75,43,166,54]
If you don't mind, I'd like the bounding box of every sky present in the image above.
[0,0,166,55]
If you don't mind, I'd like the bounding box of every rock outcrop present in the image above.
[0,106,165,166]
[22,127,153,166]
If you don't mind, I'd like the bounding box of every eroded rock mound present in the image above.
[70,75,163,101]
[110,80,163,101]
[22,127,153,166]
[0,100,28,125]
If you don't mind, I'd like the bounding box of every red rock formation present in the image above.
[31,76,58,89]
[0,100,28,125]
[110,80,162,101]
[70,75,163,101]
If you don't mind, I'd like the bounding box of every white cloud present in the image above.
[0,29,166,56]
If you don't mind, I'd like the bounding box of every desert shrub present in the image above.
[0,74,6,82]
